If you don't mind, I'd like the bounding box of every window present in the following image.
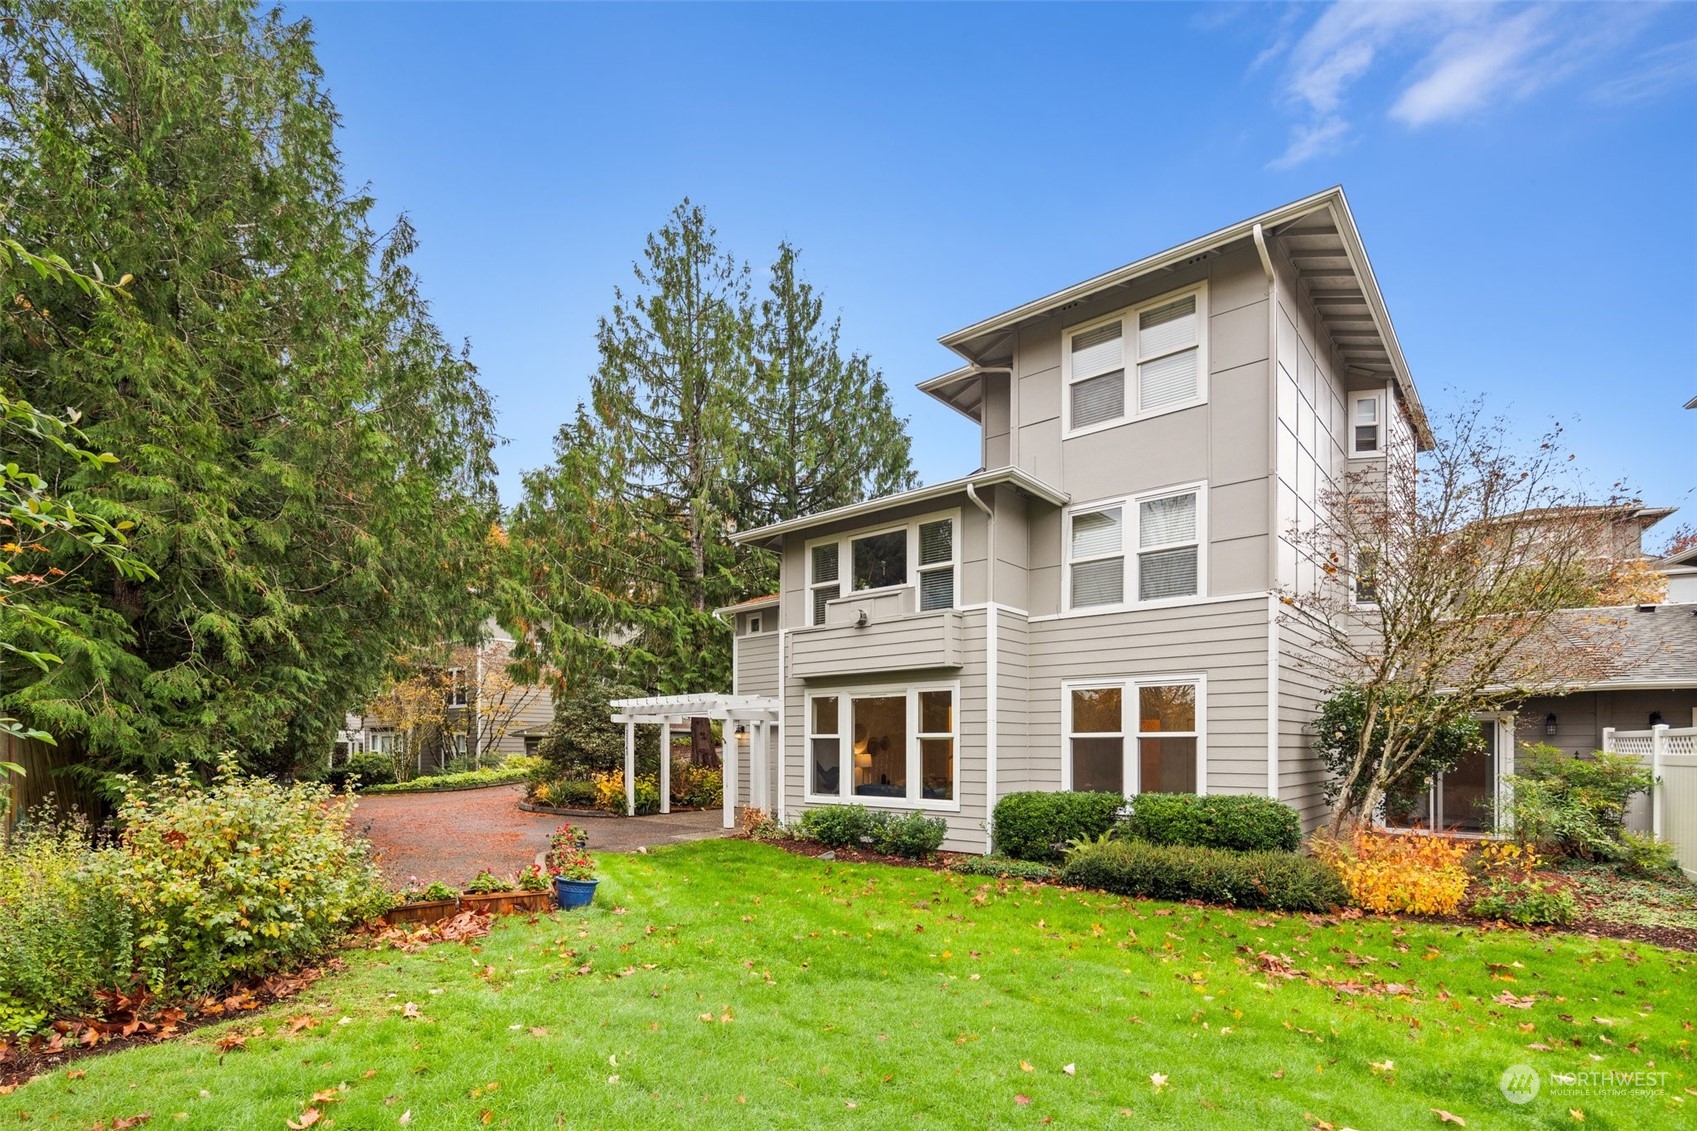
[852,529,906,591]
[447,668,467,708]
[810,695,841,795]
[1137,491,1199,601]
[1065,677,1203,795]
[810,543,840,626]
[1353,548,1380,605]
[1352,394,1383,455]
[1064,284,1206,435]
[806,511,960,624]
[370,729,400,756]
[748,614,762,634]
[523,735,543,757]
[1069,506,1124,608]
[1065,486,1203,610]
[806,685,958,807]
[917,519,955,611]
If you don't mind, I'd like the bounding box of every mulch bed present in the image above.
[750,835,1697,953]
[0,912,499,1090]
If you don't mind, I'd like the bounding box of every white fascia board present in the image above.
[732,467,1068,545]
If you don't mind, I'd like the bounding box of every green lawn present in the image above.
[5,840,1693,1129]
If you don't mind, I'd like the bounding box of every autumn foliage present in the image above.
[1312,829,1472,916]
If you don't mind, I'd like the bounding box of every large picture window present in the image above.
[806,684,958,808]
[1064,677,1203,796]
[1064,283,1207,435]
[1065,486,1204,610]
[805,511,959,625]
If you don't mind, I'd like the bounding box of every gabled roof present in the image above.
[712,594,779,616]
[732,466,1067,546]
[924,187,1432,448]
[1520,605,1697,691]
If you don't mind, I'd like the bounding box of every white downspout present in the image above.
[966,482,997,854]
[1253,222,1280,802]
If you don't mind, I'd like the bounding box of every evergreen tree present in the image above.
[0,1,500,776]
[744,242,916,528]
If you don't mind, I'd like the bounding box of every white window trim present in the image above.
[803,680,962,812]
[802,508,962,626]
[1059,675,1208,796]
[447,668,468,708]
[1350,391,1385,457]
[1351,547,1381,607]
[1062,281,1209,439]
[1063,482,1208,614]
[747,614,762,634]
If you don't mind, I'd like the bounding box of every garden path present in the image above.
[353,784,728,885]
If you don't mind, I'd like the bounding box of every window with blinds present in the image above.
[1066,486,1204,609]
[1065,285,1205,434]
[1137,491,1199,601]
[810,542,840,626]
[1353,394,1382,455]
[1069,506,1125,607]
[917,518,955,611]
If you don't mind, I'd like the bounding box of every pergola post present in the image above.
[659,720,672,815]
[722,721,737,830]
[623,719,636,817]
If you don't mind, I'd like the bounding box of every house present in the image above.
[337,619,555,772]
[719,186,1435,853]
[1658,544,1697,604]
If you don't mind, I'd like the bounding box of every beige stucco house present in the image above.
[716,187,1446,853]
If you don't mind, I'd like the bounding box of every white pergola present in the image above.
[609,694,781,828]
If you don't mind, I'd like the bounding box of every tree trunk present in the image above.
[690,716,717,768]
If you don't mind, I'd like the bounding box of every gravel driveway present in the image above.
[353,784,730,886]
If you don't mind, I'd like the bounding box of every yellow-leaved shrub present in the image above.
[1311,829,1472,915]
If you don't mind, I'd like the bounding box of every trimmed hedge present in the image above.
[793,805,947,859]
[1060,840,1346,912]
[1121,793,1302,853]
[991,791,1124,862]
[363,764,533,794]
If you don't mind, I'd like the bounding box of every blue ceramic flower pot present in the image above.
[553,876,599,910]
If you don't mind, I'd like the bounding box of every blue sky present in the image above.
[294,1,1697,548]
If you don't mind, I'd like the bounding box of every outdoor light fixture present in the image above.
[1650,711,1664,727]
[1544,713,1558,736]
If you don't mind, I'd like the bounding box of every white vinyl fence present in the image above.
[1604,725,1697,881]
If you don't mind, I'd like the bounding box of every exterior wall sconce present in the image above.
[1649,711,1664,727]
[1544,713,1558,736]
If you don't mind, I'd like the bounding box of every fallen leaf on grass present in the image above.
[1014,1094,1031,1106]
[287,1014,318,1033]
[362,1070,378,1080]
[1569,1111,1584,1123]
[1062,1063,1075,1075]
[1432,1110,1465,1126]
[401,1002,422,1020]
[1150,1073,1168,1091]
[398,1112,412,1126]
[65,1070,85,1080]
[530,1027,548,1037]
[286,1109,320,1129]
[111,1117,151,1130]
[1020,1061,1034,1072]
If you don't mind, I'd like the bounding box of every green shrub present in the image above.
[1122,793,1302,853]
[463,870,509,894]
[1505,744,1652,859]
[321,751,395,791]
[1060,840,1347,912]
[992,791,1124,862]
[871,811,948,859]
[1470,875,1579,925]
[0,817,133,1036]
[949,856,1056,881]
[795,804,877,848]
[363,762,535,794]
[1312,685,1485,816]
[1613,831,1681,879]
[535,679,645,778]
[529,777,599,809]
[97,758,392,996]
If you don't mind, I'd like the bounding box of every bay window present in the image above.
[1064,677,1203,796]
[806,684,958,807]
[1065,485,1204,610]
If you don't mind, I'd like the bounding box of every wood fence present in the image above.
[2,732,104,836]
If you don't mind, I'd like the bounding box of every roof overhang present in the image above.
[732,465,1068,546]
[917,365,988,423]
[929,187,1433,449]
[610,693,780,724]
[711,595,779,617]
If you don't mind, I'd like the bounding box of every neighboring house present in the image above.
[720,186,1436,853]
[337,619,555,771]
[1658,544,1697,604]
[1488,503,1675,569]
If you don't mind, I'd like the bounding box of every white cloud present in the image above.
[1260,2,1690,168]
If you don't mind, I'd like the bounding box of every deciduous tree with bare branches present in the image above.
[1284,402,1624,832]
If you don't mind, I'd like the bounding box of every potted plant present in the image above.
[547,823,598,909]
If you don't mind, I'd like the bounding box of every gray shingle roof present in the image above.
[1540,604,1697,687]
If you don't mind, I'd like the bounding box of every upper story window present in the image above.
[806,512,959,625]
[1064,283,1208,436]
[447,667,468,708]
[1065,485,1204,611]
[1352,393,1384,456]
[747,614,763,634]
